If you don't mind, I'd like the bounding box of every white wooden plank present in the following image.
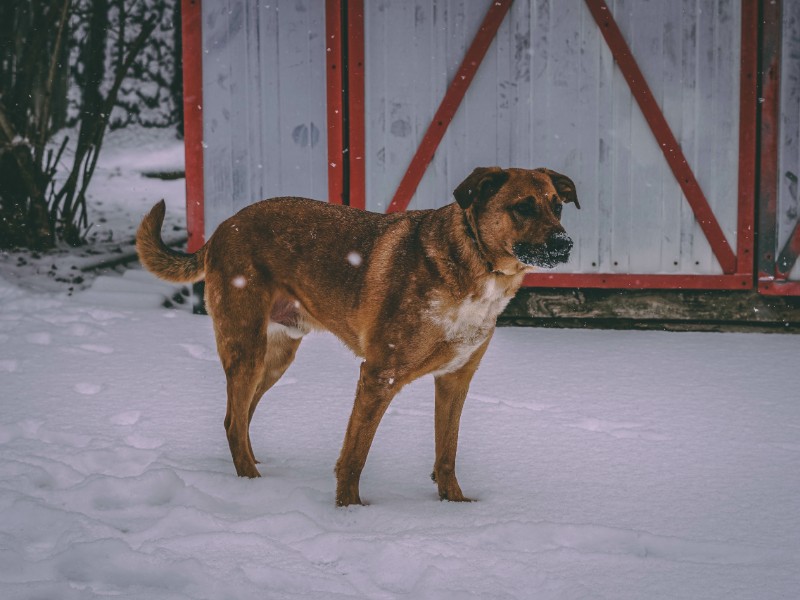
[257,1,281,204]
[595,1,615,273]
[202,0,328,233]
[364,0,417,211]
[677,0,699,274]
[543,0,588,271]
[569,0,602,272]
[442,0,477,207]
[778,0,800,272]
[277,1,323,199]
[410,0,449,211]
[202,0,235,236]
[608,0,633,274]
[708,0,740,261]
[626,0,667,273]
[227,0,251,213]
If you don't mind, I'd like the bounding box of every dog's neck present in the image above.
[462,211,497,274]
[460,209,528,278]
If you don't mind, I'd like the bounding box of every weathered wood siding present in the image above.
[779,1,800,281]
[362,0,742,276]
[201,0,329,236]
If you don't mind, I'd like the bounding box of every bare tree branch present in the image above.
[35,0,72,167]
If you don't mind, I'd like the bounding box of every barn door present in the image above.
[758,0,800,296]
[344,0,757,290]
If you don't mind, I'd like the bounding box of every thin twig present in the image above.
[35,0,72,168]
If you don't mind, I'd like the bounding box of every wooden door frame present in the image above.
[182,0,205,253]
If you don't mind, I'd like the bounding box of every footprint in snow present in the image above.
[67,322,105,337]
[77,344,114,354]
[110,410,141,426]
[469,392,552,412]
[179,343,218,362]
[567,418,670,441]
[125,433,164,449]
[74,382,102,395]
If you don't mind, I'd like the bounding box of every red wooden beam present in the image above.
[524,273,751,291]
[347,0,366,209]
[386,0,513,213]
[181,0,205,252]
[759,280,800,296]
[736,0,758,277]
[326,0,345,205]
[757,0,782,282]
[584,0,737,275]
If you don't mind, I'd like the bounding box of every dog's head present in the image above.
[453,167,580,274]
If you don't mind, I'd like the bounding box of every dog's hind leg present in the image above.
[219,335,269,478]
[245,326,302,464]
[431,337,492,502]
[208,277,270,479]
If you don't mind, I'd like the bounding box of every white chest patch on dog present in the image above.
[428,279,511,376]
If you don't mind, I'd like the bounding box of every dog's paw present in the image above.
[335,493,364,507]
[436,477,472,502]
[234,463,261,478]
[335,479,364,507]
[439,491,474,503]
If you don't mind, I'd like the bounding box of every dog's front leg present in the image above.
[335,362,398,506]
[432,337,492,502]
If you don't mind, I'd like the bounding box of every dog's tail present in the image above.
[136,200,206,283]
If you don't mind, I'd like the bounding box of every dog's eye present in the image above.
[552,198,563,218]
[511,202,537,218]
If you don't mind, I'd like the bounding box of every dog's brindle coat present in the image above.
[137,167,579,506]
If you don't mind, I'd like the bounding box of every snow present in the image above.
[347,251,363,267]
[1,128,800,599]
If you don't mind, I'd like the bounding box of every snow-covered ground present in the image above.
[1,128,799,599]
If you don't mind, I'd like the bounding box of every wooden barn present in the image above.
[178,0,800,329]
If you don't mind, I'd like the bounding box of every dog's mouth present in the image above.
[512,233,573,269]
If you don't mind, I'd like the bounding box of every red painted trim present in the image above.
[757,0,783,288]
[386,0,513,214]
[736,0,758,277]
[524,273,752,291]
[347,0,366,209]
[584,0,737,275]
[181,0,205,252]
[759,280,800,296]
[325,0,345,205]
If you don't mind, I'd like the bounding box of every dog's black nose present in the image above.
[546,231,573,255]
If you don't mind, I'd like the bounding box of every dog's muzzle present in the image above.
[512,232,573,268]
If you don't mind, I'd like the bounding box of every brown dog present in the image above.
[136,167,579,506]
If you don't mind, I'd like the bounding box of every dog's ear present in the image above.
[453,167,510,209]
[539,168,581,209]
